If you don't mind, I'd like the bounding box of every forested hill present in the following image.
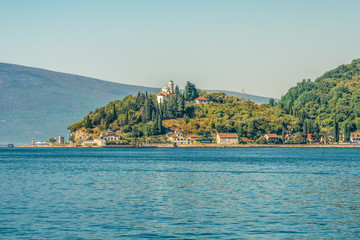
[68,87,291,144]
[278,58,360,141]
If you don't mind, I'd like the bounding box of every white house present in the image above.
[168,132,199,145]
[350,132,360,143]
[194,96,209,104]
[264,133,282,143]
[99,130,120,141]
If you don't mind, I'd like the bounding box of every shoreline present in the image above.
[18,143,360,148]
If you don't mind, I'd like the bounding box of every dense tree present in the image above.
[183,81,199,101]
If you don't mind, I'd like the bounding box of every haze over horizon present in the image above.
[1,0,360,98]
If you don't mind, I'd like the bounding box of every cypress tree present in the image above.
[135,91,141,109]
[175,85,180,95]
[158,114,162,134]
[334,119,339,143]
[158,104,163,134]
[344,123,349,142]
[177,94,184,117]
[124,111,129,125]
[85,116,93,129]
[113,104,117,120]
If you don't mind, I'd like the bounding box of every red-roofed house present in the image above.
[264,133,282,143]
[168,132,199,145]
[216,133,239,144]
[350,132,360,143]
[194,96,209,104]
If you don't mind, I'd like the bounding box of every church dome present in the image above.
[162,85,169,89]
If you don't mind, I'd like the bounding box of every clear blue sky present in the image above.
[1,0,360,98]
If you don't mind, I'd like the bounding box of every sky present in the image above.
[1,0,360,98]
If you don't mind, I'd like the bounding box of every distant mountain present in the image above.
[207,90,275,104]
[0,63,274,144]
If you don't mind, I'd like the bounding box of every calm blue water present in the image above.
[0,148,359,239]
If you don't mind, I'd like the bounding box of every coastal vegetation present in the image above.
[68,59,360,144]
[278,58,360,142]
[68,80,292,143]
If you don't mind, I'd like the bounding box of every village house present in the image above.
[350,132,360,143]
[264,133,282,143]
[168,132,199,145]
[99,130,121,141]
[216,133,239,144]
[194,96,209,104]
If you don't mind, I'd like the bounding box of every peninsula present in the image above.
[67,59,360,147]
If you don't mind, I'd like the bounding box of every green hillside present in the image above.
[68,82,292,144]
[278,58,360,141]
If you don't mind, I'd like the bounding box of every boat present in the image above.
[7,144,14,148]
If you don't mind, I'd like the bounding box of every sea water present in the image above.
[0,148,359,239]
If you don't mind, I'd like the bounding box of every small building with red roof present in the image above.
[350,132,360,143]
[194,96,209,104]
[216,133,239,144]
[168,132,199,145]
[264,133,282,143]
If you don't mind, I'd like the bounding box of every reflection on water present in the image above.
[0,148,359,239]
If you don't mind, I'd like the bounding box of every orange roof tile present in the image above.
[266,134,281,138]
[158,91,170,96]
[194,96,209,101]
[185,134,199,138]
[217,133,238,138]
[242,137,253,142]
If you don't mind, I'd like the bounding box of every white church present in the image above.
[157,80,174,103]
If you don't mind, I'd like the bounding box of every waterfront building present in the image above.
[216,133,239,144]
[264,133,282,143]
[99,130,120,141]
[350,132,360,143]
[168,132,199,145]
